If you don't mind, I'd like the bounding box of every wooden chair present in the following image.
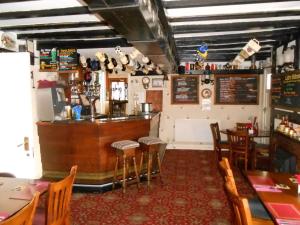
[224,180,274,225]
[227,129,252,171]
[210,123,230,162]
[0,192,40,225]
[33,165,77,225]
[219,157,231,177]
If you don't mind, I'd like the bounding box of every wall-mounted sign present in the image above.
[272,70,300,108]
[215,74,259,105]
[40,48,58,71]
[171,75,199,104]
[58,48,78,71]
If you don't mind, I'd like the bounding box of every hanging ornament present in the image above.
[196,43,208,60]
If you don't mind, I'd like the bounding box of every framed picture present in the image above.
[152,78,163,88]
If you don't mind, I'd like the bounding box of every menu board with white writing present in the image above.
[272,70,300,107]
[58,48,78,71]
[215,74,259,104]
[171,75,199,104]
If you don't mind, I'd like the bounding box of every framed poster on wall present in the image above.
[171,75,199,104]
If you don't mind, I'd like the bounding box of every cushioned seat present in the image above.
[138,136,163,145]
[111,140,140,150]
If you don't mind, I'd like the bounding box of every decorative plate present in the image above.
[201,88,212,99]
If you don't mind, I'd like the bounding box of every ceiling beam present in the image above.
[177,43,274,50]
[168,11,300,22]
[172,20,300,34]
[17,29,117,40]
[163,0,298,9]
[0,6,90,19]
[0,21,108,31]
[176,38,277,46]
[175,28,300,42]
[178,52,271,61]
[0,0,39,2]
[36,38,132,50]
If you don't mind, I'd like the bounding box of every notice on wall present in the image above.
[271,73,282,105]
[281,71,300,107]
[40,48,58,71]
[58,48,78,71]
[215,74,259,105]
[202,99,211,111]
[171,75,199,104]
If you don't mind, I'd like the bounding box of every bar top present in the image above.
[38,113,158,125]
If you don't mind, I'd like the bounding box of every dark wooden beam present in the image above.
[0,21,108,31]
[36,38,132,50]
[169,11,300,22]
[175,28,300,42]
[17,29,117,40]
[176,39,277,47]
[163,0,298,9]
[177,43,274,50]
[178,52,271,61]
[178,49,271,55]
[0,0,39,2]
[0,6,90,19]
[172,20,300,34]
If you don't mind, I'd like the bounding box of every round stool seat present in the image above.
[111,140,140,150]
[138,136,164,145]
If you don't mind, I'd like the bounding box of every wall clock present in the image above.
[201,88,212,99]
[142,76,150,89]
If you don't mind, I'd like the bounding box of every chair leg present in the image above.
[156,152,163,184]
[147,153,153,187]
[245,158,248,172]
[122,156,126,193]
[133,156,140,188]
[139,151,144,174]
[112,156,119,190]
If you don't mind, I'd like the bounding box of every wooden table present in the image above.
[220,129,270,138]
[0,177,49,221]
[247,170,300,224]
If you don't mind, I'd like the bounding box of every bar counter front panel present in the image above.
[37,116,151,184]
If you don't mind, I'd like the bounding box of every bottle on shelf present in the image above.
[288,123,296,138]
[284,116,290,134]
[205,63,210,71]
[278,116,285,132]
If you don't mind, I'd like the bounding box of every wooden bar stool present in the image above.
[138,136,164,187]
[111,140,140,193]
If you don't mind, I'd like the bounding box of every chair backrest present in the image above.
[46,165,77,225]
[219,158,238,194]
[224,180,253,225]
[210,123,222,160]
[0,192,40,225]
[236,123,249,131]
[219,157,231,177]
[227,129,250,153]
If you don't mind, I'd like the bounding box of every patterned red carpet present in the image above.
[70,150,253,225]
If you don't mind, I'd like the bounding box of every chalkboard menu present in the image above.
[58,48,78,71]
[215,74,259,104]
[171,75,199,104]
[272,70,300,107]
[40,48,57,71]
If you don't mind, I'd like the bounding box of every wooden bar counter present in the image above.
[37,115,154,184]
